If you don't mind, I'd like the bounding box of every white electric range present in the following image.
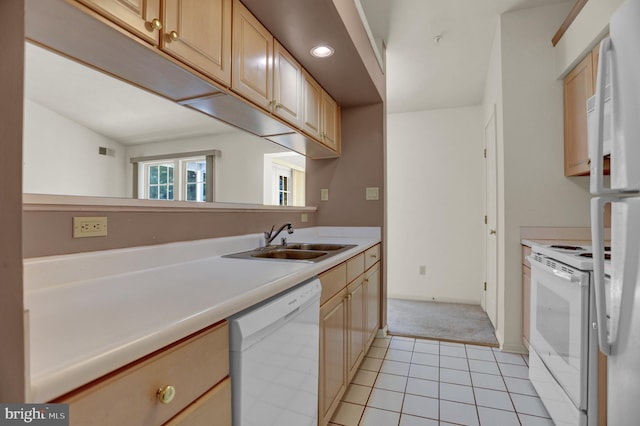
[526,242,610,426]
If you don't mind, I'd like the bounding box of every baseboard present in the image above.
[376,325,388,338]
[500,341,528,354]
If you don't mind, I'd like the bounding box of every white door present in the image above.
[484,106,498,327]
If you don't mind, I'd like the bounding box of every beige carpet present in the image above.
[387,298,499,347]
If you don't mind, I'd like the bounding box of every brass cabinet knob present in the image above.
[149,18,162,31]
[346,293,352,301]
[168,31,179,41]
[157,385,176,404]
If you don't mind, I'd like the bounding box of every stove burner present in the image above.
[550,245,585,251]
[579,253,611,260]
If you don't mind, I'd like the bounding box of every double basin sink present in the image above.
[223,242,357,263]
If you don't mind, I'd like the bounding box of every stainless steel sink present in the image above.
[283,243,350,251]
[251,249,326,260]
[223,243,357,263]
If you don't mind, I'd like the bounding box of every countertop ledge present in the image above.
[24,226,381,402]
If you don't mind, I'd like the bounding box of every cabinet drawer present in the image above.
[60,322,229,426]
[164,377,231,426]
[319,263,347,305]
[346,253,365,284]
[522,245,532,268]
[364,244,380,270]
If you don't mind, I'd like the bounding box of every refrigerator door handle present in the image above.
[590,37,615,195]
[591,196,613,355]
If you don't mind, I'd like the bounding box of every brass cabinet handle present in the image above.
[149,18,162,31]
[157,385,176,404]
[369,254,377,258]
[168,31,179,41]
[489,229,497,235]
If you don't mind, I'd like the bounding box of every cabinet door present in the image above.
[302,71,322,139]
[365,262,380,348]
[273,41,303,128]
[164,377,231,426]
[78,0,161,46]
[564,53,593,176]
[347,276,365,381]
[232,0,273,110]
[162,0,231,87]
[319,290,348,426]
[321,90,340,152]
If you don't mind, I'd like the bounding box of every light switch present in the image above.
[365,187,379,201]
[320,188,329,201]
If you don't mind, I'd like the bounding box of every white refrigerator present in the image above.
[589,0,640,425]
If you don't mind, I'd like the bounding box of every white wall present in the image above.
[554,0,624,77]
[126,132,290,204]
[483,1,593,352]
[387,106,484,304]
[23,99,128,197]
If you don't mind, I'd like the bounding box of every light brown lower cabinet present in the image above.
[164,377,231,426]
[319,288,348,426]
[319,244,381,426]
[55,321,231,426]
[347,275,366,381]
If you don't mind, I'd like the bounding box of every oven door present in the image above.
[529,255,590,410]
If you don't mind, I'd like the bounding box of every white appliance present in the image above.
[228,278,321,426]
[528,244,605,426]
[589,0,640,425]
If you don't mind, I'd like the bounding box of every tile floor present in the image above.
[329,336,553,426]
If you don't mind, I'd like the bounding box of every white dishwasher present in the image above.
[229,277,321,426]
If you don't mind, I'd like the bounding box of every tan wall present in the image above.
[23,209,317,258]
[307,103,385,227]
[0,0,26,402]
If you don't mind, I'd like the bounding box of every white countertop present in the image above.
[23,226,381,402]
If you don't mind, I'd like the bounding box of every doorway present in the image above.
[483,105,498,328]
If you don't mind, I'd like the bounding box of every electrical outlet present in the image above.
[419,265,426,275]
[366,187,379,201]
[73,216,108,238]
[320,188,329,201]
[301,213,308,223]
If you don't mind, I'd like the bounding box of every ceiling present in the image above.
[24,43,238,145]
[359,0,571,113]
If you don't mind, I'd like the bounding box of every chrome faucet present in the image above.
[264,223,294,246]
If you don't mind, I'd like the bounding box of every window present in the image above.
[145,162,175,200]
[130,150,218,202]
[185,159,207,202]
[264,152,305,206]
[274,164,292,206]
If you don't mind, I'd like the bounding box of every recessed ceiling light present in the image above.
[310,45,334,58]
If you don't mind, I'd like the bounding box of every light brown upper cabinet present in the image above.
[232,0,273,110]
[564,53,593,176]
[272,41,303,128]
[563,41,609,176]
[77,0,232,87]
[76,0,162,46]
[162,0,232,87]
[302,70,323,140]
[321,90,340,151]
[303,71,341,152]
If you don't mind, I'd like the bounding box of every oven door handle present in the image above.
[552,269,580,283]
